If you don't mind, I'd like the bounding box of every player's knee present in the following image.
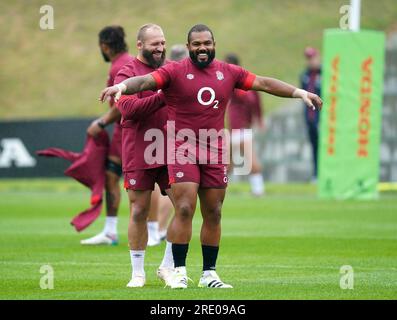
[204,205,222,225]
[105,159,122,178]
[131,204,149,222]
[176,202,194,221]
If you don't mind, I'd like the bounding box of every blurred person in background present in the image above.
[169,44,189,61]
[300,47,322,182]
[225,53,265,197]
[157,44,189,241]
[81,26,134,245]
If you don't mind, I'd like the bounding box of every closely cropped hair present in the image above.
[137,23,162,42]
[187,24,214,43]
[98,26,128,54]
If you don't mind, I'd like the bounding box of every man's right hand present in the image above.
[87,119,103,137]
[99,83,126,103]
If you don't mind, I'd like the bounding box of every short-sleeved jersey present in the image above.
[151,58,256,135]
[114,58,167,171]
[107,52,134,107]
[227,89,263,130]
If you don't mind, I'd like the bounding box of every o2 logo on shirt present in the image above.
[197,87,219,109]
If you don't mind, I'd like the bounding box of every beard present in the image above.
[101,50,110,62]
[189,48,215,69]
[142,48,166,69]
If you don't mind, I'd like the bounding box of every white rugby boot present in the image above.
[157,267,174,286]
[80,232,118,245]
[198,270,233,288]
[126,275,146,288]
[168,267,192,289]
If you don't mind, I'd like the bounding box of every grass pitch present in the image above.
[0,179,396,300]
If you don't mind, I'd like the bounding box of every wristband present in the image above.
[97,119,107,129]
[292,88,308,99]
[116,83,127,93]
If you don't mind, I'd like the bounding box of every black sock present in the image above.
[172,243,189,268]
[202,245,219,271]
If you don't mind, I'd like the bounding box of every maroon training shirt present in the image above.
[227,89,263,130]
[152,58,255,135]
[151,58,255,164]
[107,52,134,101]
[114,58,167,171]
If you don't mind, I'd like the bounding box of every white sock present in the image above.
[159,241,174,269]
[147,221,159,240]
[159,229,167,240]
[249,173,265,195]
[130,250,145,277]
[103,216,118,236]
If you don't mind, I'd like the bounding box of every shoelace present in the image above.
[164,274,194,288]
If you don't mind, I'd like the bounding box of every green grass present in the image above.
[0,179,396,299]
[1,0,396,119]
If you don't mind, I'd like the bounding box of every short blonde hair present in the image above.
[137,23,163,42]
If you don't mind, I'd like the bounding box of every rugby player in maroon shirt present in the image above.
[100,24,322,289]
[114,24,176,288]
[225,53,266,197]
[81,26,134,246]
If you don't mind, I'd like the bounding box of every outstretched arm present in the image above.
[117,92,166,120]
[251,76,322,110]
[99,74,157,103]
